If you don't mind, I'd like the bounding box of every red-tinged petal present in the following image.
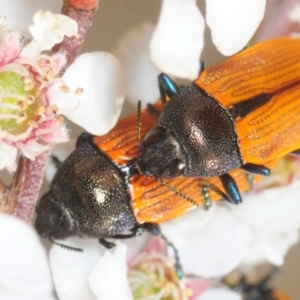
[188,277,211,300]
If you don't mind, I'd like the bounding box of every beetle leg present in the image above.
[246,173,254,189]
[240,163,270,176]
[50,154,62,168]
[76,132,93,148]
[201,185,212,210]
[291,149,300,155]
[219,174,243,204]
[161,234,184,279]
[158,73,179,106]
[142,223,184,279]
[143,222,161,236]
[198,60,205,76]
[111,226,145,239]
[147,103,161,117]
[99,238,115,249]
[49,238,83,252]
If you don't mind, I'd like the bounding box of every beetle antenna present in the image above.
[136,100,142,150]
[160,233,184,279]
[155,176,235,207]
[155,175,200,207]
[49,238,83,253]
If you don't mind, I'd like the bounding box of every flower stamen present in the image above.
[35,106,46,115]
[59,84,70,93]
[17,112,27,123]
[75,87,83,95]
[28,120,39,128]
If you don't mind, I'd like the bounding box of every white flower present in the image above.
[0,10,125,170]
[0,213,55,300]
[230,181,300,268]
[161,205,252,277]
[150,0,205,80]
[198,288,242,300]
[0,214,243,300]
[148,0,266,79]
[206,0,266,55]
[50,239,133,300]
[161,179,300,277]
[1,0,61,35]
[113,23,161,108]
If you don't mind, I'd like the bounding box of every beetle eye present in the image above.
[143,126,167,147]
[162,159,185,179]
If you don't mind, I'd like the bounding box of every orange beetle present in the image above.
[35,102,270,246]
[136,37,300,205]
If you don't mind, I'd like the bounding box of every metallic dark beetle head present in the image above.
[136,126,186,178]
[35,134,136,241]
[137,84,241,179]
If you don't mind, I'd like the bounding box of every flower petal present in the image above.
[50,52,125,135]
[188,277,211,300]
[123,233,150,263]
[240,230,299,267]
[0,33,21,66]
[289,2,300,24]
[89,243,133,300]
[0,213,54,300]
[113,22,161,107]
[261,231,299,265]
[230,181,300,232]
[0,141,18,171]
[255,0,299,41]
[50,238,105,300]
[206,0,266,55]
[21,10,78,57]
[161,205,251,277]
[1,0,61,36]
[150,0,205,80]
[198,288,242,300]
[50,239,133,300]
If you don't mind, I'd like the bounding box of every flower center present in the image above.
[0,70,42,135]
[129,254,191,300]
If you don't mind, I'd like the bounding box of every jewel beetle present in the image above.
[136,37,300,205]
[35,102,268,249]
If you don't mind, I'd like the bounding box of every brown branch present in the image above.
[0,157,25,216]
[0,153,49,223]
[54,0,99,75]
[12,153,49,223]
